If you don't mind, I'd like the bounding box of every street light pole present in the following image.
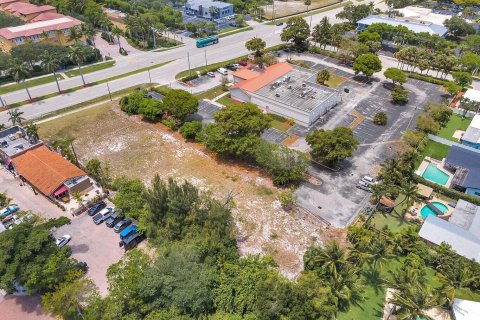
[187,52,191,77]
[204,49,208,67]
[148,68,152,84]
[106,82,112,101]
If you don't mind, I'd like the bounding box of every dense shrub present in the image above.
[373,111,387,125]
[180,121,202,140]
[407,73,447,85]
[120,90,145,115]
[413,175,480,206]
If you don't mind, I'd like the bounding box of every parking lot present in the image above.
[293,59,445,227]
[261,127,289,144]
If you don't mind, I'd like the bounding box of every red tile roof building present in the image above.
[2,2,55,21]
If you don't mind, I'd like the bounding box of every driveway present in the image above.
[52,210,124,295]
[0,294,53,320]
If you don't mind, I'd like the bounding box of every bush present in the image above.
[278,190,297,209]
[180,121,202,140]
[139,99,164,121]
[413,175,480,206]
[407,73,447,85]
[373,111,387,125]
[391,85,409,104]
[161,116,179,130]
[120,90,145,115]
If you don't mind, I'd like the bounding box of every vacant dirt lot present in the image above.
[38,102,331,278]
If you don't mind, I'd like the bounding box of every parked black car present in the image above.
[87,201,106,216]
[113,218,132,233]
[105,212,122,228]
[79,261,88,272]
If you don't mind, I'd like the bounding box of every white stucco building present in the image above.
[229,62,341,126]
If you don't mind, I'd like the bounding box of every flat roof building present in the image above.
[461,114,480,150]
[184,0,234,21]
[229,62,340,126]
[396,6,452,26]
[445,145,480,197]
[357,15,449,36]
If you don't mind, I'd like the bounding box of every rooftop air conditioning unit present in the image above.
[275,93,280,97]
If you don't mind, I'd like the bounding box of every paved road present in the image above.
[0,1,359,125]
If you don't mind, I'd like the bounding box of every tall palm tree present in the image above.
[8,59,32,101]
[390,285,439,320]
[82,23,97,47]
[313,241,348,279]
[402,183,419,208]
[111,26,123,50]
[366,240,393,271]
[68,45,87,86]
[25,122,39,143]
[40,51,61,93]
[68,27,83,43]
[7,108,25,126]
[329,266,364,311]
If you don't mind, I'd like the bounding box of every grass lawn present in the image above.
[195,86,226,100]
[325,70,347,88]
[437,114,472,142]
[218,26,253,38]
[65,60,116,77]
[270,119,290,132]
[418,140,451,163]
[370,196,415,232]
[0,74,64,95]
[217,95,242,108]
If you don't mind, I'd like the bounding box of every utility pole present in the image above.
[70,141,79,164]
[204,49,208,67]
[148,68,152,84]
[187,52,191,77]
[106,82,112,101]
[0,96,4,108]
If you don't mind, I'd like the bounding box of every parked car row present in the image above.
[356,176,376,193]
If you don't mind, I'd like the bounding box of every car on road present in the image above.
[105,212,122,228]
[217,67,228,75]
[0,204,19,219]
[92,207,115,225]
[276,22,284,26]
[55,234,71,248]
[361,176,375,185]
[113,218,132,233]
[207,71,215,78]
[87,201,106,216]
[356,180,372,192]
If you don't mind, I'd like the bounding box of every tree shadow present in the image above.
[362,268,385,295]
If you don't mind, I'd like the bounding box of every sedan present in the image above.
[276,22,284,26]
[0,204,19,219]
[207,72,215,78]
[113,218,132,233]
[87,201,106,216]
[55,235,72,248]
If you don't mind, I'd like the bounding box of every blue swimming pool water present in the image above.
[421,163,449,186]
[421,202,448,219]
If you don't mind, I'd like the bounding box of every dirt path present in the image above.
[38,102,336,278]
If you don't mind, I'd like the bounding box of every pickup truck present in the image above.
[92,207,114,225]
[119,225,144,250]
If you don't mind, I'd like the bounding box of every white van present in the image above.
[217,68,228,76]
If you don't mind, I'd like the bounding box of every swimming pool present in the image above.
[421,163,449,186]
[420,202,449,219]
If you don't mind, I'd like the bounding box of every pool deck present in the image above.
[415,157,453,188]
[408,197,454,222]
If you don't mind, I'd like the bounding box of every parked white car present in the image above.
[55,234,71,248]
[217,68,228,76]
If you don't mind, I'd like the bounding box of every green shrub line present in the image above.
[413,175,480,206]
[407,73,448,85]
[218,26,253,38]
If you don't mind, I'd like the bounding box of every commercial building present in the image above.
[0,15,83,52]
[184,0,234,20]
[0,126,93,201]
[445,146,480,197]
[461,115,480,150]
[395,6,452,26]
[1,1,56,22]
[356,15,449,36]
[419,199,480,262]
[229,62,341,127]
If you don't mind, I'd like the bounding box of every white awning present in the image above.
[453,298,480,320]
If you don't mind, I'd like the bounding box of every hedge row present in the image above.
[413,175,480,206]
[407,73,447,86]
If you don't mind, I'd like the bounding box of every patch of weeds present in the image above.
[270,232,279,240]
[257,186,273,196]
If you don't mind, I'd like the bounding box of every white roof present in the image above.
[464,89,480,103]
[453,298,480,320]
[396,6,452,25]
[470,114,480,129]
[357,15,448,36]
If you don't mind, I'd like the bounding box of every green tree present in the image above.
[416,113,440,134]
[179,121,202,140]
[85,158,111,187]
[202,103,270,157]
[0,11,24,28]
[278,189,297,209]
[443,81,462,96]
[68,27,83,43]
[316,69,330,84]
[7,108,25,126]
[138,99,164,121]
[280,16,310,48]
[306,127,359,165]
[40,50,62,93]
[68,44,87,85]
[352,53,382,79]
[452,71,473,90]
[119,90,145,115]
[162,89,198,121]
[444,16,475,37]
[111,26,123,50]
[8,59,32,100]
[373,111,387,125]
[389,285,439,320]
[391,85,409,104]
[336,4,372,25]
[111,177,146,219]
[25,122,39,143]
[314,17,331,49]
[425,103,452,127]
[384,67,406,85]
[245,37,266,57]
[304,241,348,279]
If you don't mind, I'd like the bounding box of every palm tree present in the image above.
[40,51,62,93]
[329,266,364,311]
[25,122,39,143]
[8,59,32,101]
[402,183,419,208]
[68,27,83,43]
[7,108,25,126]
[111,26,123,50]
[313,241,348,279]
[366,240,393,271]
[81,23,96,47]
[68,45,87,86]
[390,285,439,320]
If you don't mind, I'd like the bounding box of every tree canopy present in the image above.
[162,89,199,121]
[306,127,359,165]
[280,16,310,48]
[352,53,382,78]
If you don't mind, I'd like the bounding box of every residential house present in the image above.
[229,62,341,127]
[0,126,93,202]
[357,15,448,36]
[184,0,234,21]
[444,145,480,197]
[0,16,83,52]
[461,114,480,150]
[419,199,480,262]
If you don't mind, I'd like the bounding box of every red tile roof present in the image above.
[4,2,55,15]
[29,12,65,22]
[0,16,82,39]
[232,68,260,80]
[0,0,21,6]
[11,145,86,196]
[231,62,293,93]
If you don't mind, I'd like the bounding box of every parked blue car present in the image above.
[0,205,19,219]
